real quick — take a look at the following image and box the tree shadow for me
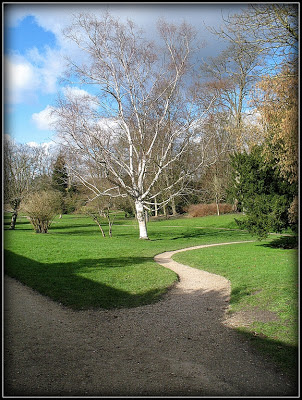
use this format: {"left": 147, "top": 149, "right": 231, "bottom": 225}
{"left": 172, "top": 228, "right": 207, "bottom": 239}
{"left": 3, "top": 220, "right": 32, "bottom": 229}
{"left": 51, "top": 223, "right": 97, "bottom": 231}
{"left": 258, "top": 235, "right": 298, "bottom": 249}
{"left": 230, "top": 285, "right": 252, "bottom": 305}
{"left": 237, "top": 329, "right": 298, "bottom": 383}
{"left": 4, "top": 250, "right": 162, "bottom": 310}
{"left": 169, "top": 228, "right": 251, "bottom": 241}
{"left": 4, "top": 220, "right": 30, "bottom": 227}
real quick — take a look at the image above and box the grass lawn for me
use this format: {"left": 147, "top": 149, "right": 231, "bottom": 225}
{"left": 4, "top": 212, "right": 255, "bottom": 309}
{"left": 4, "top": 212, "right": 298, "bottom": 377}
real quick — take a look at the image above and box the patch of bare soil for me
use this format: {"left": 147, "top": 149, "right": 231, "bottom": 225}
{"left": 225, "top": 307, "right": 280, "bottom": 329}
{"left": 4, "top": 241, "right": 298, "bottom": 396}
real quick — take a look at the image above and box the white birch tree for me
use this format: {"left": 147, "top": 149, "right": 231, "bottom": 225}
{"left": 53, "top": 13, "right": 218, "bottom": 239}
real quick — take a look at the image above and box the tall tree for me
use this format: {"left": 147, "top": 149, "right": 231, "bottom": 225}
{"left": 199, "top": 29, "right": 264, "bottom": 152}
{"left": 53, "top": 13, "right": 219, "bottom": 239}
{"left": 52, "top": 153, "right": 69, "bottom": 216}
{"left": 252, "top": 65, "right": 298, "bottom": 227}
{"left": 253, "top": 67, "right": 298, "bottom": 185}
{"left": 52, "top": 153, "right": 69, "bottom": 193}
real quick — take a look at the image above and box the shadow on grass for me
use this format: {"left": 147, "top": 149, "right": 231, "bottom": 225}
{"left": 238, "top": 329, "right": 298, "bottom": 382}
{"left": 259, "top": 235, "right": 298, "bottom": 249}
{"left": 3, "top": 220, "right": 30, "bottom": 227}
{"left": 168, "top": 228, "right": 251, "bottom": 241}
{"left": 51, "top": 225, "right": 105, "bottom": 236}
{"left": 51, "top": 223, "right": 97, "bottom": 230}
{"left": 171, "top": 228, "right": 207, "bottom": 239}
{"left": 4, "top": 250, "right": 163, "bottom": 310}
{"left": 230, "top": 285, "right": 252, "bottom": 305}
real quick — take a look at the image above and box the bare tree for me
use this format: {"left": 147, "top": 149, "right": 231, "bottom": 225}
{"left": 199, "top": 4, "right": 297, "bottom": 154}
{"left": 196, "top": 112, "right": 233, "bottom": 213}
{"left": 197, "top": 33, "right": 264, "bottom": 152}
{"left": 212, "top": 4, "right": 298, "bottom": 71}
{"left": 4, "top": 139, "right": 46, "bottom": 230}
{"left": 53, "top": 13, "right": 218, "bottom": 239}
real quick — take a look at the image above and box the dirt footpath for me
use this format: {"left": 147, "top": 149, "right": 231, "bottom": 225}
{"left": 4, "top": 242, "right": 298, "bottom": 397}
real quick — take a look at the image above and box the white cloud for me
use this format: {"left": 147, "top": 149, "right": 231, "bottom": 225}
{"left": 32, "top": 105, "right": 57, "bottom": 130}
{"left": 62, "top": 86, "right": 99, "bottom": 109}
{"left": 26, "top": 141, "right": 40, "bottom": 147}
{"left": 31, "top": 89, "right": 99, "bottom": 136}
{"left": 98, "top": 117, "right": 122, "bottom": 131}
{"left": 27, "top": 140, "right": 56, "bottom": 153}
{"left": 5, "top": 55, "right": 40, "bottom": 103}
{"left": 27, "top": 46, "right": 67, "bottom": 94}
{"left": 12, "top": 62, "right": 35, "bottom": 89}
{"left": 5, "top": 46, "right": 67, "bottom": 105}
{"left": 62, "top": 86, "right": 93, "bottom": 99}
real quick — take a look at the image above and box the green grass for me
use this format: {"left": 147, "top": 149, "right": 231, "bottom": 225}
{"left": 173, "top": 239, "right": 298, "bottom": 377}
{"left": 4, "top": 212, "right": 298, "bottom": 377}
{"left": 4, "top": 212, "right": 255, "bottom": 309}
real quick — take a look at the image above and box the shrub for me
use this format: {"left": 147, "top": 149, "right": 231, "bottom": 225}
{"left": 188, "top": 203, "right": 234, "bottom": 218}
{"left": 23, "top": 190, "right": 62, "bottom": 233}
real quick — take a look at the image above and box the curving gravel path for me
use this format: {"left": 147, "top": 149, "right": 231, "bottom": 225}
{"left": 4, "top": 241, "right": 298, "bottom": 397}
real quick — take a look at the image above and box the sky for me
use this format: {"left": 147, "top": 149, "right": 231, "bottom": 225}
{"left": 3, "top": 2, "right": 250, "bottom": 147}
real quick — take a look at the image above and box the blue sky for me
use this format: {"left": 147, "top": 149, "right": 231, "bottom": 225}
{"left": 3, "top": 3, "right": 249, "bottom": 146}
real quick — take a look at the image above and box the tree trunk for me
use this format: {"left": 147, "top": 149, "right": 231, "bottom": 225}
{"left": 93, "top": 216, "right": 106, "bottom": 237}
{"left": 9, "top": 211, "right": 18, "bottom": 230}
{"left": 215, "top": 195, "right": 220, "bottom": 216}
{"left": 154, "top": 196, "right": 158, "bottom": 217}
{"left": 9, "top": 199, "right": 21, "bottom": 230}
{"left": 171, "top": 197, "right": 177, "bottom": 216}
{"left": 135, "top": 200, "right": 149, "bottom": 240}
{"left": 216, "top": 201, "right": 220, "bottom": 216}
{"left": 163, "top": 204, "right": 168, "bottom": 219}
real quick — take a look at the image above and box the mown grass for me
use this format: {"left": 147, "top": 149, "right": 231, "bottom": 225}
{"left": 4, "top": 213, "right": 255, "bottom": 309}
{"left": 4, "top": 212, "right": 298, "bottom": 378}
{"left": 173, "top": 238, "right": 298, "bottom": 377}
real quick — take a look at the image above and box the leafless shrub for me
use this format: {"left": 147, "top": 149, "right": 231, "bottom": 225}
{"left": 23, "top": 190, "right": 62, "bottom": 233}
{"left": 188, "top": 203, "right": 233, "bottom": 217}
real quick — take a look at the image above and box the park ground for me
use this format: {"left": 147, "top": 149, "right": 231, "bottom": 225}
{"left": 3, "top": 212, "right": 299, "bottom": 396}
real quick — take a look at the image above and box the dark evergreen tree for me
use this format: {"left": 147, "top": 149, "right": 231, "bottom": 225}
{"left": 52, "top": 154, "right": 68, "bottom": 193}
{"left": 52, "top": 154, "right": 69, "bottom": 214}
{"left": 228, "top": 145, "right": 297, "bottom": 239}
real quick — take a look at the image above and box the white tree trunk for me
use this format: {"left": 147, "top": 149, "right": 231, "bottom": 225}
{"left": 135, "top": 200, "right": 149, "bottom": 240}
{"left": 154, "top": 196, "right": 158, "bottom": 217}
{"left": 216, "top": 201, "right": 220, "bottom": 216}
